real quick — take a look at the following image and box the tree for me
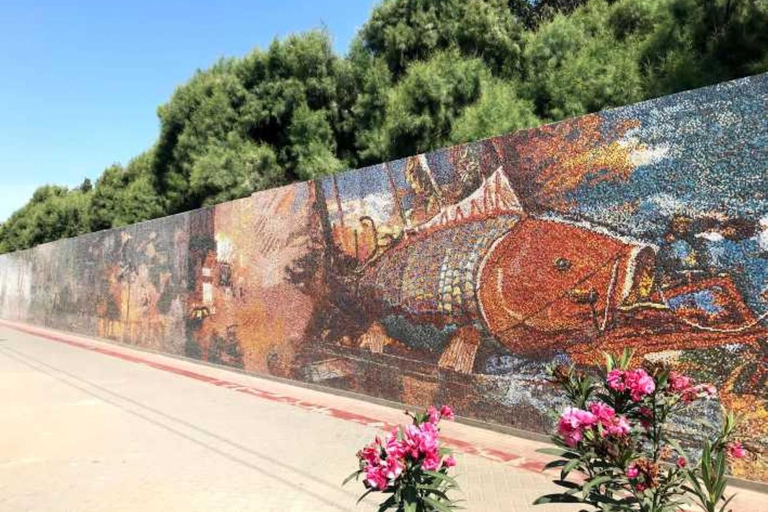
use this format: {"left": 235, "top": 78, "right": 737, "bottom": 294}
{"left": 79, "top": 178, "right": 93, "bottom": 193}
{"left": 379, "top": 52, "right": 488, "bottom": 159}
{"left": 190, "top": 135, "right": 284, "bottom": 205}
{"left": 640, "top": 0, "right": 768, "bottom": 96}
{"left": 357, "top": 0, "right": 526, "bottom": 78}
{"left": 287, "top": 103, "right": 345, "bottom": 180}
{"left": 0, "top": 185, "right": 91, "bottom": 252}
{"left": 152, "top": 30, "right": 353, "bottom": 213}
{"left": 523, "top": 0, "right": 645, "bottom": 120}
{"left": 450, "top": 78, "right": 540, "bottom": 144}
{"left": 89, "top": 153, "right": 165, "bottom": 231}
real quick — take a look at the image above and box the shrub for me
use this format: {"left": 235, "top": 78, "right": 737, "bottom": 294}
{"left": 535, "top": 349, "right": 749, "bottom": 512}
{"left": 345, "top": 405, "right": 460, "bottom": 512}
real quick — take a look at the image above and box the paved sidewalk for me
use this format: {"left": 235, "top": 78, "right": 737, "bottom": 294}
{"left": 0, "top": 322, "right": 763, "bottom": 512}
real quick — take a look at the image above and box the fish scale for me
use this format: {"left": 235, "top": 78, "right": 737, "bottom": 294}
{"left": 360, "top": 214, "right": 521, "bottom": 323}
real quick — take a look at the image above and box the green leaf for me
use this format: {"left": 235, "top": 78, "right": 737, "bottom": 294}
{"left": 544, "top": 459, "right": 569, "bottom": 470}
{"left": 423, "top": 470, "right": 460, "bottom": 489}
{"left": 552, "top": 479, "right": 581, "bottom": 490}
{"left": 377, "top": 495, "right": 397, "bottom": 512}
{"left": 582, "top": 475, "right": 612, "bottom": 498}
{"left": 342, "top": 470, "right": 362, "bottom": 486}
{"left": 357, "top": 488, "right": 375, "bottom": 505}
{"left": 423, "top": 496, "right": 454, "bottom": 512}
{"left": 417, "top": 486, "right": 450, "bottom": 501}
{"left": 719, "top": 493, "right": 736, "bottom": 512}
{"left": 537, "top": 447, "right": 579, "bottom": 459}
{"left": 560, "top": 458, "right": 582, "bottom": 481}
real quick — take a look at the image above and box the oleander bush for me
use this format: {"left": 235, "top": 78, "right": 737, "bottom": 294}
{"left": 345, "top": 405, "right": 460, "bottom": 512}
{"left": 535, "top": 349, "right": 748, "bottom": 512}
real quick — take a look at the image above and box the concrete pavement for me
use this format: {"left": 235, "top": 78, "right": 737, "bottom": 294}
{"left": 0, "top": 322, "right": 763, "bottom": 511}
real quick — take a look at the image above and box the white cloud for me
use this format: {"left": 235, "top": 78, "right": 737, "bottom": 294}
{"left": 629, "top": 143, "right": 670, "bottom": 167}
{"left": 759, "top": 215, "right": 768, "bottom": 251}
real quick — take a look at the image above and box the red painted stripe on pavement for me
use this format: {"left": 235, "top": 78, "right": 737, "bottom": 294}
{"left": 0, "top": 320, "right": 550, "bottom": 474}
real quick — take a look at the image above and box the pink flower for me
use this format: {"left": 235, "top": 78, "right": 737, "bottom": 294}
{"left": 359, "top": 437, "right": 383, "bottom": 465}
{"left": 676, "top": 456, "right": 687, "bottom": 468}
{"left": 607, "top": 369, "right": 626, "bottom": 391}
{"left": 359, "top": 445, "right": 380, "bottom": 465}
{"left": 402, "top": 421, "right": 441, "bottom": 463}
{"left": 560, "top": 407, "right": 597, "bottom": 429}
{"left": 635, "top": 483, "right": 647, "bottom": 492}
{"left": 365, "top": 465, "right": 388, "bottom": 490}
{"left": 561, "top": 427, "right": 583, "bottom": 447}
{"left": 442, "top": 455, "right": 456, "bottom": 468}
{"left": 427, "top": 406, "right": 441, "bottom": 424}
{"left": 417, "top": 422, "right": 439, "bottom": 453}
{"left": 608, "top": 368, "right": 655, "bottom": 401}
{"left": 626, "top": 464, "right": 639, "bottom": 479}
{"left": 382, "top": 455, "right": 404, "bottom": 480}
{"left": 589, "top": 402, "right": 615, "bottom": 423}
{"left": 727, "top": 441, "right": 746, "bottom": 459}
{"left": 385, "top": 432, "right": 405, "bottom": 460}
{"left": 422, "top": 452, "right": 442, "bottom": 470}
{"left": 587, "top": 403, "right": 629, "bottom": 437}
{"left": 606, "top": 415, "right": 631, "bottom": 437}
{"left": 625, "top": 369, "right": 655, "bottom": 401}
{"left": 440, "top": 405, "right": 455, "bottom": 421}
{"left": 668, "top": 371, "right": 692, "bottom": 393}
{"left": 558, "top": 407, "right": 597, "bottom": 447}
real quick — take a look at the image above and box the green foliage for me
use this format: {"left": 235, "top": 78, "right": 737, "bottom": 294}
{"left": 380, "top": 52, "right": 488, "bottom": 159}
{"left": 345, "top": 407, "right": 461, "bottom": 512}
{"left": 89, "top": 153, "right": 165, "bottom": 230}
{"left": 640, "top": 0, "right": 768, "bottom": 95}
{"left": 357, "top": 0, "right": 525, "bottom": 77}
{"left": 2, "top": 0, "right": 767, "bottom": 253}
{"left": 537, "top": 353, "right": 743, "bottom": 512}
{"left": 0, "top": 185, "right": 90, "bottom": 253}
{"left": 523, "top": 0, "right": 646, "bottom": 120}
{"left": 190, "top": 135, "right": 283, "bottom": 205}
{"left": 287, "top": 103, "right": 345, "bottom": 180}
{"left": 684, "top": 412, "right": 740, "bottom": 512}
{"left": 450, "top": 78, "right": 539, "bottom": 144}
{"left": 153, "top": 30, "right": 349, "bottom": 212}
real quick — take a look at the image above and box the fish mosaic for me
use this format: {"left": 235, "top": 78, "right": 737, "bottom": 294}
{"left": 1, "top": 73, "right": 766, "bottom": 481}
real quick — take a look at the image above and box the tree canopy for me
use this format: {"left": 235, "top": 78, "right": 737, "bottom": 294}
{"left": 1, "top": 0, "right": 767, "bottom": 253}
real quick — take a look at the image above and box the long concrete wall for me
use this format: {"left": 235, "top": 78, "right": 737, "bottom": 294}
{"left": 2, "top": 74, "right": 767, "bottom": 481}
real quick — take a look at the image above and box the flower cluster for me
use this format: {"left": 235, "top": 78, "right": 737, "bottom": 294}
{"left": 347, "top": 405, "right": 459, "bottom": 512}
{"left": 536, "top": 350, "right": 753, "bottom": 512}
{"left": 359, "top": 412, "right": 455, "bottom": 489}
{"left": 557, "top": 402, "right": 630, "bottom": 447}
{"left": 667, "top": 370, "right": 717, "bottom": 402}
{"left": 606, "top": 368, "right": 656, "bottom": 401}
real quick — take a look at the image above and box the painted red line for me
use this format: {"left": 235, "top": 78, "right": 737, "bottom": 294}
{"left": 483, "top": 447, "right": 522, "bottom": 462}
{"left": 0, "top": 320, "right": 549, "bottom": 474}
{"left": 520, "top": 460, "right": 547, "bottom": 473}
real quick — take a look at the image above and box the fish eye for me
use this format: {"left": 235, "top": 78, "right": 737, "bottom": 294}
{"left": 554, "top": 257, "right": 572, "bottom": 272}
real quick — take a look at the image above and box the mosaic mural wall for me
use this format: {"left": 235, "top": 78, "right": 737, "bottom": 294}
{"left": 1, "top": 74, "right": 767, "bottom": 481}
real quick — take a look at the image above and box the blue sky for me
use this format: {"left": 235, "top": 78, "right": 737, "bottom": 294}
{"left": 0, "top": 0, "right": 378, "bottom": 221}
